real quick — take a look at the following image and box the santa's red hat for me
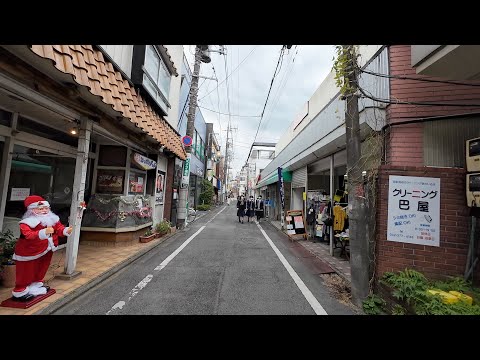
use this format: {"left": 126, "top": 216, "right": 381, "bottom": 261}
{"left": 24, "top": 195, "right": 50, "bottom": 210}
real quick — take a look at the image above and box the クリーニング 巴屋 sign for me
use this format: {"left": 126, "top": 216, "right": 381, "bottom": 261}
{"left": 387, "top": 175, "right": 440, "bottom": 247}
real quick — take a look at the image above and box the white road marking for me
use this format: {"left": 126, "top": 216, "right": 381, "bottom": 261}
{"left": 106, "top": 206, "right": 226, "bottom": 315}
{"left": 256, "top": 221, "right": 328, "bottom": 315}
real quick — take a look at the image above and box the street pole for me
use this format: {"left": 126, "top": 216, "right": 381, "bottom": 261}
{"left": 343, "top": 45, "right": 369, "bottom": 306}
{"left": 223, "top": 123, "right": 230, "bottom": 202}
{"left": 177, "top": 45, "right": 203, "bottom": 229}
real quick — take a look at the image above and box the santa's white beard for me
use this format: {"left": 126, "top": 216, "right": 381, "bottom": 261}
{"left": 22, "top": 209, "right": 60, "bottom": 227}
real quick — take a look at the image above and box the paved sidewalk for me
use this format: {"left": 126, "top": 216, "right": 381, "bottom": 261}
{"left": 0, "top": 230, "right": 180, "bottom": 315}
{"left": 268, "top": 220, "right": 351, "bottom": 283}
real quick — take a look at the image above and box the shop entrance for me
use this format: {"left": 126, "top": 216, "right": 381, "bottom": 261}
{"left": 4, "top": 144, "right": 76, "bottom": 242}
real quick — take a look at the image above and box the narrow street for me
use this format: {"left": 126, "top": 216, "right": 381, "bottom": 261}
{"left": 52, "top": 206, "right": 354, "bottom": 315}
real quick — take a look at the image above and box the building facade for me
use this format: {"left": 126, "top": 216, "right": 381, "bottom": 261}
{"left": 176, "top": 54, "right": 207, "bottom": 211}
{"left": 0, "top": 45, "right": 186, "bottom": 276}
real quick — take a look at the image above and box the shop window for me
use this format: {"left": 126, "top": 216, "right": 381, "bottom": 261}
{"left": 17, "top": 116, "right": 78, "bottom": 147}
{"left": 128, "top": 171, "right": 146, "bottom": 195}
{"left": 5, "top": 144, "right": 75, "bottom": 226}
{"left": 98, "top": 145, "right": 127, "bottom": 167}
{"left": 0, "top": 108, "right": 12, "bottom": 127}
{"left": 96, "top": 169, "right": 125, "bottom": 194}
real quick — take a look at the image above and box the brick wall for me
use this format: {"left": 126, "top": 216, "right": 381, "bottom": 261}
{"left": 163, "top": 156, "right": 175, "bottom": 222}
{"left": 386, "top": 45, "right": 480, "bottom": 168}
{"left": 376, "top": 165, "right": 480, "bottom": 284}
{"left": 387, "top": 45, "right": 480, "bottom": 122}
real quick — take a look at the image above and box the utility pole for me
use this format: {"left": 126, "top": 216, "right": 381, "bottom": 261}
{"left": 343, "top": 45, "right": 369, "bottom": 306}
{"left": 223, "top": 123, "right": 230, "bottom": 202}
{"left": 177, "top": 45, "right": 205, "bottom": 229}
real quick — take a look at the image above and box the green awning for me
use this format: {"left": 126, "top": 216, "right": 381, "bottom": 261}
{"left": 12, "top": 160, "right": 52, "bottom": 174}
{"left": 256, "top": 170, "right": 292, "bottom": 188}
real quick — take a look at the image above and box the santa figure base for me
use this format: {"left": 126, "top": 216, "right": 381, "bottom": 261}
{"left": 0, "top": 289, "right": 56, "bottom": 309}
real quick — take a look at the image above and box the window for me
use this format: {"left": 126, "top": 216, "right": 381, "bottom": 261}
{"left": 251, "top": 150, "right": 258, "bottom": 159}
{"left": 98, "top": 145, "right": 127, "bottom": 167}
{"left": 128, "top": 171, "right": 146, "bottom": 195}
{"left": 259, "top": 150, "right": 273, "bottom": 159}
{"left": 0, "top": 108, "right": 12, "bottom": 127}
{"left": 143, "top": 45, "right": 172, "bottom": 114}
{"left": 17, "top": 116, "right": 78, "bottom": 147}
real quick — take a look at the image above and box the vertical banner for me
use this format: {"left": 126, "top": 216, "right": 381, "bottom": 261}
{"left": 277, "top": 167, "right": 285, "bottom": 227}
{"left": 181, "top": 153, "right": 191, "bottom": 190}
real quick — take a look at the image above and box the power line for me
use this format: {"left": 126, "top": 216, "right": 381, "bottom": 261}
{"left": 197, "top": 105, "right": 260, "bottom": 117}
{"left": 198, "top": 46, "right": 259, "bottom": 101}
{"left": 358, "top": 84, "right": 480, "bottom": 107}
{"left": 359, "top": 67, "right": 480, "bottom": 87}
{"left": 252, "top": 46, "right": 286, "bottom": 145}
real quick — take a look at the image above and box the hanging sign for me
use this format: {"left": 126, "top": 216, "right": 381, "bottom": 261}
{"left": 181, "top": 154, "right": 191, "bottom": 189}
{"left": 133, "top": 153, "right": 156, "bottom": 170}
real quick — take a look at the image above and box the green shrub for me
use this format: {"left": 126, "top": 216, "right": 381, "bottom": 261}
{"left": 196, "top": 204, "right": 211, "bottom": 211}
{"left": 380, "top": 268, "right": 480, "bottom": 315}
{"left": 198, "top": 179, "right": 214, "bottom": 206}
{"left": 362, "top": 294, "right": 386, "bottom": 315}
{"left": 155, "top": 220, "right": 171, "bottom": 234}
{"left": 0, "top": 229, "right": 17, "bottom": 267}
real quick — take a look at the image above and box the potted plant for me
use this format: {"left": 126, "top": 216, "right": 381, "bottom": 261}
{"left": 139, "top": 227, "right": 155, "bottom": 243}
{"left": 0, "top": 229, "right": 17, "bottom": 288}
{"left": 155, "top": 220, "right": 171, "bottom": 238}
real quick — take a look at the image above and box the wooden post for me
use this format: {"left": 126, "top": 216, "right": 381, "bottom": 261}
{"left": 60, "top": 117, "right": 92, "bottom": 278}
{"left": 329, "top": 154, "right": 334, "bottom": 256}
{"left": 0, "top": 113, "right": 18, "bottom": 232}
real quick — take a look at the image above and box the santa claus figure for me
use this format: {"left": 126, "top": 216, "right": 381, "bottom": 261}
{"left": 11, "top": 195, "right": 73, "bottom": 301}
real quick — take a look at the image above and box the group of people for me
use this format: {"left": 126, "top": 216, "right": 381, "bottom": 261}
{"left": 236, "top": 195, "right": 264, "bottom": 223}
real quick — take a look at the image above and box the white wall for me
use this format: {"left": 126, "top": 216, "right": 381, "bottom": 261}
{"left": 164, "top": 45, "right": 184, "bottom": 131}
{"left": 99, "top": 45, "right": 134, "bottom": 78}
{"left": 275, "top": 45, "right": 383, "bottom": 155}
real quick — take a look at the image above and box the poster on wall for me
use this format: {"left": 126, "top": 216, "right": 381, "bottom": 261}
{"left": 156, "top": 170, "right": 165, "bottom": 204}
{"left": 387, "top": 175, "right": 440, "bottom": 247}
{"left": 96, "top": 170, "right": 124, "bottom": 194}
{"left": 10, "top": 188, "right": 30, "bottom": 201}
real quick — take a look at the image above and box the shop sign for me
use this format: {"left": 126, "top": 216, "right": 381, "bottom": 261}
{"left": 387, "top": 175, "right": 440, "bottom": 247}
{"left": 133, "top": 152, "right": 157, "bottom": 170}
{"left": 181, "top": 154, "right": 191, "bottom": 189}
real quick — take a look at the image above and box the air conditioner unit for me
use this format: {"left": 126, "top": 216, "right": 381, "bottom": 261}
{"left": 466, "top": 137, "right": 480, "bottom": 172}
{"left": 466, "top": 172, "right": 480, "bottom": 207}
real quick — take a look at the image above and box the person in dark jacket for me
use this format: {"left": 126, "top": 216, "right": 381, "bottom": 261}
{"left": 236, "top": 195, "right": 246, "bottom": 223}
{"left": 245, "top": 195, "right": 255, "bottom": 222}
{"left": 255, "top": 195, "right": 264, "bottom": 222}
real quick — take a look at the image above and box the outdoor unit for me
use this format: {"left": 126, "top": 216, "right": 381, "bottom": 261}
{"left": 466, "top": 137, "right": 480, "bottom": 172}
{"left": 466, "top": 172, "right": 480, "bottom": 207}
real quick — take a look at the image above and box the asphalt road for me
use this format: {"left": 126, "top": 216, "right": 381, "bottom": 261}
{"left": 53, "top": 205, "right": 355, "bottom": 315}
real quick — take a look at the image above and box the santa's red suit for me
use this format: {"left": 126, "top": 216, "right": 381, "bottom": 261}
{"left": 12, "top": 195, "right": 71, "bottom": 299}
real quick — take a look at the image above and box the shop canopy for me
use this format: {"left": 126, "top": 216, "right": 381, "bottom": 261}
{"left": 256, "top": 169, "right": 292, "bottom": 188}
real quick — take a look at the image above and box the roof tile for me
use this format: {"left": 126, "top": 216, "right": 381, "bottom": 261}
{"left": 28, "top": 45, "right": 186, "bottom": 160}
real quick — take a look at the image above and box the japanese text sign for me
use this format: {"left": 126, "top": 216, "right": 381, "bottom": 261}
{"left": 387, "top": 175, "right": 440, "bottom": 247}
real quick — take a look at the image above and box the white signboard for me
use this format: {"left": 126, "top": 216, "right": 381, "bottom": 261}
{"left": 133, "top": 152, "right": 157, "bottom": 170}
{"left": 10, "top": 188, "right": 30, "bottom": 201}
{"left": 387, "top": 175, "right": 440, "bottom": 246}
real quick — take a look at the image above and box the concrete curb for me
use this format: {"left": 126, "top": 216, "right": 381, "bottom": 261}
{"left": 262, "top": 220, "right": 352, "bottom": 285}
{"left": 34, "top": 229, "right": 185, "bottom": 315}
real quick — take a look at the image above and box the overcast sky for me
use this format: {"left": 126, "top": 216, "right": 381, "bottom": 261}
{"left": 183, "top": 45, "right": 336, "bottom": 177}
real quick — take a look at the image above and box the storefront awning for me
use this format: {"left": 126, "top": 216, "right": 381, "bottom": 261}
{"left": 256, "top": 170, "right": 292, "bottom": 188}
{"left": 28, "top": 45, "right": 187, "bottom": 160}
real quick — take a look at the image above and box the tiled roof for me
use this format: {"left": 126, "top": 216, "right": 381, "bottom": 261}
{"left": 29, "top": 45, "right": 186, "bottom": 160}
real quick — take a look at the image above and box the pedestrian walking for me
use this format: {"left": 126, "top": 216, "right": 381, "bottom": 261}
{"left": 236, "top": 195, "right": 246, "bottom": 223}
{"left": 245, "top": 195, "right": 255, "bottom": 222}
{"left": 255, "top": 195, "right": 264, "bottom": 222}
